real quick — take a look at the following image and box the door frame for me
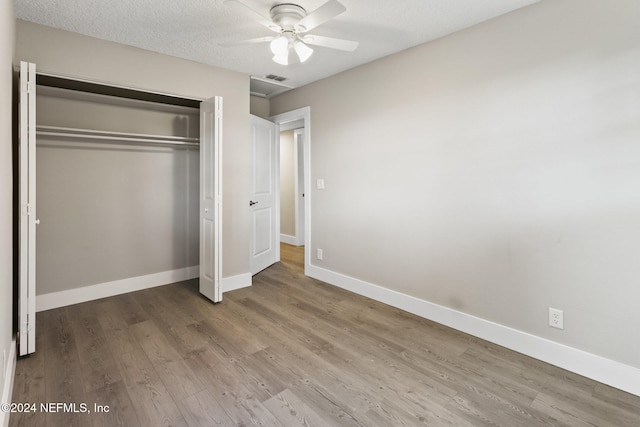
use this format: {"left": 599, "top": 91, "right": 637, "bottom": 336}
{"left": 269, "top": 107, "right": 311, "bottom": 273}
{"left": 293, "top": 128, "right": 305, "bottom": 246}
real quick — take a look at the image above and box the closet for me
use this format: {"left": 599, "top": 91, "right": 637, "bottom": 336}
{"left": 18, "top": 62, "right": 222, "bottom": 356}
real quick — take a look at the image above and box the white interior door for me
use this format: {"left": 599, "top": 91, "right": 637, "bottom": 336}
{"left": 250, "top": 115, "right": 279, "bottom": 274}
{"left": 199, "top": 96, "right": 223, "bottom": 302}
{"left": 18, "top": 61, "right": 37, "bottom": 356}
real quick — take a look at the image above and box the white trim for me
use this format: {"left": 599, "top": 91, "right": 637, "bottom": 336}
{"left": 36, "top": 266, "right": 199, "bottom": 312}
{"left": 35, "top": 266, "right": 253, "bottom": 311}
{"left": 278, "top": 119, "right": 304, "bottom": 131}
{"left": 221, "top": 273, "right": 252, "bottom": 293}
{"left": 306, "top": 264, "right": 640, "bottom": 397}
{"left": 280, "top": 234, "right": 298, "bottom": 246}
{"left": 1, "top": 339, "right": 16, "bottom": 427}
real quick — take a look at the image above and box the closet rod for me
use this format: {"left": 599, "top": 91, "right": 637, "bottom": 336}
{"left": 36, "top": 125, "right": 199, "bottom": 147}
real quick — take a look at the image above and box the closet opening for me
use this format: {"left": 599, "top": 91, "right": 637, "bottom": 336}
{"left": 18, "top": 63, "right": 223, "bottom": 356}
{"left": 34, "top": 74, "right": 204, "bottom": 310}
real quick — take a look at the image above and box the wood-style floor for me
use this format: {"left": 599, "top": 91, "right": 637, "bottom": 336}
{"left": 10, "top": 244, "right": 640, "bottom": 426}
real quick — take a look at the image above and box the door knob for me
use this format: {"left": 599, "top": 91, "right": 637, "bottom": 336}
{"left": 35, "top": 219, "right": 40, "bottom": 225}
{"left": 249, "top": 201, "right": 258, "bottom": 206}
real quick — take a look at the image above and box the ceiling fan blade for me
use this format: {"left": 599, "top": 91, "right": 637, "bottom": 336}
{"left": 302, "top": 34, "right": 359, "bottom": 51}
{"left": 225, "top": 0, "right": 282, "bottom": 33}
{"left": 294, "top": 0, "right": 346, "bottom": 33}
{"left": 219, "top": 36, "right": 274, "bottom": 47}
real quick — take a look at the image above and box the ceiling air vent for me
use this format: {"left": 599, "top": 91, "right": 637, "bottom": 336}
{"left": 265, "top": 74, "right": 288, "bottom": 82}
{"left": 250, "top": 75, "right": 294, "bottom": 99}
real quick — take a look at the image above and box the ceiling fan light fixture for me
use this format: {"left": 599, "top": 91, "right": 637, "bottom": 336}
{"left": 227, "top": 0, "right": 356, "bottom": 66}
{"left": 294, "top": 40, "right": 313, "bottom": 63}
{"left": 272, "top": 52, "right": 289, "bottom": 65}
{"left": 270, "top": 35, "right": 289, "bottom": 56}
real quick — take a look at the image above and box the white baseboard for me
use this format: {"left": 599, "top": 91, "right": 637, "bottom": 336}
{"left": 221, "top": 273, "right": 252, "bottom": 293}
{"left": 1, "top": 339, "right": 16, "bottom": 427}
{"left": 306, "top": 263, "right": 640, "bottom": 397}
{"left": 36, "top": 267, "right": 255, "bottom": 311}
{"left": 280, "top": 234, "right": 299, "bottom": 246}
{"left": 36, "top": 266, "right": 199, "bottom": 312}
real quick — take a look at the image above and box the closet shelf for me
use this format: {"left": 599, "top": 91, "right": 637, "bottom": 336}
{"left": 36, "top": 125, "right": 200, "bottom": 147}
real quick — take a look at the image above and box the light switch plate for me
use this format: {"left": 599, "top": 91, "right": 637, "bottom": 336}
{"left": 316, "top": 178, "right": 325, "bottom": 190}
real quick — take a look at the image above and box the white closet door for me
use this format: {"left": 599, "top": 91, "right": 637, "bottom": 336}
{"left": 199, "top": 96, "right": 223, "bottom": 302}
{"left": 18, "top": 61, "right": 37, "bottom": 356}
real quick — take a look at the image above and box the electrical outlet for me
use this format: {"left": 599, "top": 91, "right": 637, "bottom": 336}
{"left": 549, "top": 307, "right": 564, "bottom": 329}
{"left": 316, "top": 248, "right": 323, "bottom": 260}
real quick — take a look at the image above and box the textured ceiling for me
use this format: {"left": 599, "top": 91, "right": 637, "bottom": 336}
{"left": 14, "top": 0, "right": 539, "bottom": 93}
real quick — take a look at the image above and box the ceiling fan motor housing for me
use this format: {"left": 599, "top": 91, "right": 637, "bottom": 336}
{"left": 270, "top": 4, "right": 307, "bottom": 30}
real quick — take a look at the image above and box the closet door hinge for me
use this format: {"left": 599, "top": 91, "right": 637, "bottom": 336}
{"left": 22, "top": 203, "right": 31, "bottom": 216}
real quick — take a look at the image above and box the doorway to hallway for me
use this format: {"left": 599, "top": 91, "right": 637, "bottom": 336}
{"left": 270, "top": 107, "right": 311, "bottom": 275}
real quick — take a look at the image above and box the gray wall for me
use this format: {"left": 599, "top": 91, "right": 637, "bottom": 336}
{"left": 250, "top": 95, "right": 270, "bottom": 119}
{"left": 15, "top": 20, "right": 251, "bottom": 286}
{"left": 271, "top": 0, "right": 640, "bottom": 369}
{"left": 0, "top": 0, "right": 14, "bottom": 406}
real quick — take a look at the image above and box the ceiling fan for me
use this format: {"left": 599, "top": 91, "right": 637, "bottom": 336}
{"left": 223, "top": 0, "right": 359, "bottom": 65}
